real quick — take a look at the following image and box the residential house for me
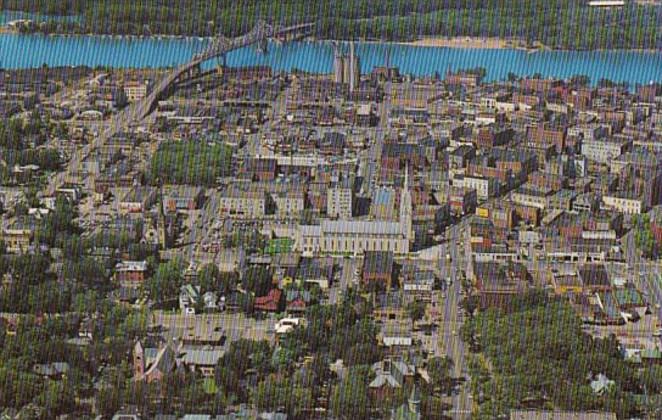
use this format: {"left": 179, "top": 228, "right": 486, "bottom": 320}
{"left": 32, "top": 362, "right": 70, "bottom": 379}
{"left": 285, "top": 290, "right": 311, "bottom": 313}
{"left": 602, "top": 193, "right": 644, "bottom": 215}
{"left": 400, "top": 266, "right": 435, "bottom": 302}
{"left": 373, "top": 292, "right": 407, "bottom": 322}
{"left": 473, "top": 261, "right": 530, "bottom": 309}
{"left": 180, "top": 347, "right": 225, "bottom": 377}
{"left": 581, "top": 137, "right": 631, "bottom": 164}
{"left": 219, "top": 184, "right": 270, "bottom": 219}
{"left": 578, "top": 264, "right": 612, "bottom": 292}
{"left": 115, "top": 260, "right": 148, "bottom": 285}
{"left": 271, "top": 189, "right": 305, "bottom": 219}
{"left": 179, "top": 284, "right": 201, "bottom": 313}
{"left": 239, "top": 157, "right": 278, "bottom": 182}
{"left": 297, "top": 257, "right": 334, "bottom": 289}
{"left": 254, "top": 288, "right": 283, "bottom": 312}
{"left": 363, "top": 251, "right": 395, "bottom": 289}
{"left": 163, "top": 186, "right": 204, "bottom": 212}
{"left": 380, "top": 319, "right": 414, "bottom": 348}
{"left": 369, "top": 359, "right": 417, "bottom": 399}
{"left": 1, "top": 216, "right": 36, "bottom": 253}
{"left": 119, "top": 186, "right": 157, "bottom": 214}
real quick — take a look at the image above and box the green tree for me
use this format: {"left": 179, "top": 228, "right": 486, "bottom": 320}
{"left": 146, "top": 258, "right": 184, "bottom": 302}
{"left": 242, "top": 266, "right": 274, "bottom": 297}
{"left": 34, "top": 380, "right": 76, "bottom": 416}
{"left": 640, "top": 366, "right": 662, "bottom": 394}
{"left": 407, "top": 300, "right": 426, "bottom": 321}
{"left": 427, "top": 356, "right": 454, "bottom": 392}
{"left": 198, "top": 264, "right": 236, "bottom": 294}
{"left": 251, "top": 375, "right": 313, "bottom": 418}
{"left": 330, "top": 373, "right": 371, "bottom": 419}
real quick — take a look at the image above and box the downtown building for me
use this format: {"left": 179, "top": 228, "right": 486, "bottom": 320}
{"left": 296, "top": 170, "right": 413, "bottom": 255}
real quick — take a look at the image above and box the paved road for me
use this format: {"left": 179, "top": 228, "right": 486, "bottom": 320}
{"left": 428, "top": 217, "right": 473, "bottom": 418}
{"left": 151, "top": 311, "right": 277, "bottom": 344}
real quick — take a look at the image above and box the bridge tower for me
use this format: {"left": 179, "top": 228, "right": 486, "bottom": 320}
{"left": 254, "top": 19, "right": 270, "bottom": 54}
{"left": 216, "top": 53, "right": 227, "bottom": 68}
{"left": 257, "top": 37, "right": 268, "bottom": 54}
{"left": 187, "top": 63, "right": 202, "bottom": 79}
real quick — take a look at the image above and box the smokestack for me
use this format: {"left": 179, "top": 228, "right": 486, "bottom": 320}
{"left": 349, "top": 41, "right": 356, "bottom": 92}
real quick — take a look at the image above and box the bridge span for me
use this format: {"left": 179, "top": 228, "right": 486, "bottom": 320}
{"left": 44, "top": 21, "right": 314, "bottom": 196}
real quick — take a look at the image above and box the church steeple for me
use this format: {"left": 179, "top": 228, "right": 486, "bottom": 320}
{"left": 408, "top": 384, "right": 421, "bottom": 417}
{"left": 400, "top": 164, "right": 413, "bottom": 242}
{"left": 157, "top": 180, "right": 168, "bottom": 250}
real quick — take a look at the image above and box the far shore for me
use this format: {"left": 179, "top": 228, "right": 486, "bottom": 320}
{"left": 396, "top": 36, "right": 543, "bottom": 51}
{"left": 1, "top": 25, "right": 660, "bottom": 54}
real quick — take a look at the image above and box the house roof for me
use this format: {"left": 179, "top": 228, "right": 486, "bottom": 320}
{"left": 363, "top": 251, "right": 394, "bottom": 275}
{"left": 254, "top": 289, "right": 282, "bottom": 311}
{"left": 33, "top": 362, "right": 70, "bottom": 376}
{"left": 578, "top": 264, "right": 611, "bottom": 288}
{"left": 180, "top": 347, "right": 225, "bottom": 367}
{"left": 369, "top": 359, "right": 415, "bottom": 389}
{"left": 381, "top": 320, "right": 413, "bottom": 338}
{"left": 116, "top": 260, "right": 148, "bottom": 272}
{"left": 143, "top": 345, "right": 177, "bottom": 378}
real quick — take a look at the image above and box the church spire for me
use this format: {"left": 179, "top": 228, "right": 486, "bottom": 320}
{"left": 400, "top": 163, "right": 413, "bottom": 242}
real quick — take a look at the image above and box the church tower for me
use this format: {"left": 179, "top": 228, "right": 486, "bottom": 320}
{"left": 400, "top": 165, "right": 413, "bottom": 242}
{"left": 157, "top": 182, "right": 168, "bottom": 250}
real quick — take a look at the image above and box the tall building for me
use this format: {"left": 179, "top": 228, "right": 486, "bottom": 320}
{"left": 333, "top": 44, "right": 345, "bottom": 84}
{"left": 400, "top": 166, "right": 414, "bottom": 242}
{"left": 333, "top": 42, "right": 361, "bottom": 90}
{"left": 348, "top": 41, "right": 361, "bottom": 92}
{"left": 327, "top": 176, "right": 353, "bottom": 219}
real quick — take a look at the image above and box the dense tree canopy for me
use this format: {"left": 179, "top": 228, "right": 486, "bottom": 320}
{"left": 1, "top": 0, "right": 659, "bottom": 49}
{"left": 463, "top": 292, "right": 642, "bottom": 419}
{"left": 149, "top": 141, "right": 233, "bottom": 186}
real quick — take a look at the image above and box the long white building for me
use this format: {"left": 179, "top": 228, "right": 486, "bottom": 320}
{"left": 297, "top": 169, "right": 413, "bottom": 255}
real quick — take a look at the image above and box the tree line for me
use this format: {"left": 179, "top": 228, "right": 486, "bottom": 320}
{"left": 2, "top": 0, "right": 659, "bottom": 49}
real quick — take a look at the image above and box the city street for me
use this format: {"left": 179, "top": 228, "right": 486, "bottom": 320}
{"left": 430, "top": 217, "right": 473, "bottom": 419}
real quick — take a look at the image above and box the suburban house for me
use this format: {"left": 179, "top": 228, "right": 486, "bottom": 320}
{"left": 577, "top": 264, "right": 612, "bottom": 293}
{"left": 473, "top": 261, "right": 530, "bottom": 309}
{"left": 369, "top": 358, "right": 417, "bottom": 400}
{"left": 373, "top": 291, "right": 408, "bottom": 322}
{"left": 32, "top": 362, "right": 70, "bottom": 379}
{"left": 380, "top": 319, "right": 414, "bottom": 349}
{"left": 362, "top": 251, "right": 395, "bottom": 290}
{"left": 254, "top": 288, "right": 283, "bottom": 312}
{"left": 119, "top": 186, "right": 157, "bottom": 214}
{"left": 114, "top": 260, "right": 148, "bottom": 285}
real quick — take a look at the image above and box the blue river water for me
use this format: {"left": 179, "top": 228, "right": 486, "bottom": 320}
{"left": 1, "top": 33, "right": 661, "bottom": 85}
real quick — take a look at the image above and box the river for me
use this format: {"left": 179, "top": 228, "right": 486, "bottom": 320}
{"left": 1, "top": 33, "right": 661, "bottom": 85}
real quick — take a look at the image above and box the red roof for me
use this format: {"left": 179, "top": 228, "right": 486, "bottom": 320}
{"left": 255, "top": 289, "right": 282, "bottom": 312}
{"left": 286, "top": 298, "right": 307, "bottom": 310}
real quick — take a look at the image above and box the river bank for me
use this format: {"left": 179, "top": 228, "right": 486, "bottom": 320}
{"left": 397, "top": 36, "right": 538, "bottom": 51}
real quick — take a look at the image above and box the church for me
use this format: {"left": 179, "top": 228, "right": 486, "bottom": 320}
{"left": 296, "top": 170, "right": 413, "bottom": 255}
